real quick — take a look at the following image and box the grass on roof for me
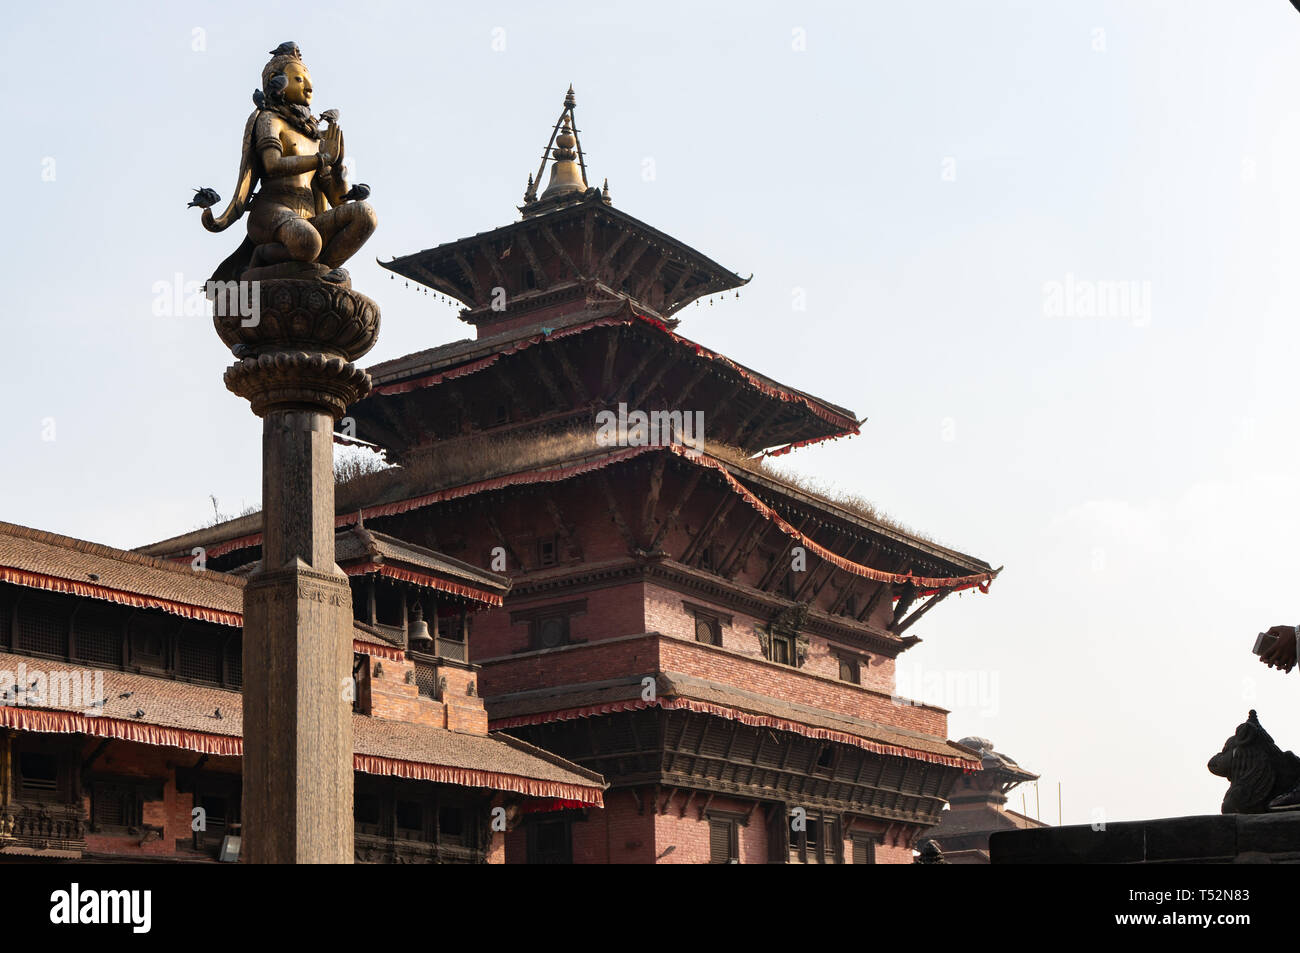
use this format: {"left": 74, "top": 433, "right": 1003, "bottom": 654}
{"left": 333, "top": 424, "right": 937, "bottom": 544}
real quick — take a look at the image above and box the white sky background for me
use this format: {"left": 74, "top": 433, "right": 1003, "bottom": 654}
{"left": 4, "top": 0, "right": 1300, "bottom": 825}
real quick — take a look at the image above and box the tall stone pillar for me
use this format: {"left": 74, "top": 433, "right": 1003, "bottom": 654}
{"left": 217, "top": 276, "right": 379, "bottom": 863}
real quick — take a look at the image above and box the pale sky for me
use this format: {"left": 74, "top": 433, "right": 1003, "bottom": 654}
{"left": 4, "top": 0, "right": 1300, "bottom": 825}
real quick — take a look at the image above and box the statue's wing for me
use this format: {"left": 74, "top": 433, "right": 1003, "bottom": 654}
{"left": 202, "top": 110, "right": 260, "bottom": 233}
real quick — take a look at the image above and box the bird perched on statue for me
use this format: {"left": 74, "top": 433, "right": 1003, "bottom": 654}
{"left": 252, "top": 88, "right": 266, "bottom": 109}
{"left": 188, "top": 187, "right": 220, "bottom": 210}
{"left": 265, "top": 72, "right": 288, "bottom": 100}
{"left": 268, "top": 41, "right": 301, "bottom": 58}
{"left": 343, "top": 183, "right": 371, "bottom": 202}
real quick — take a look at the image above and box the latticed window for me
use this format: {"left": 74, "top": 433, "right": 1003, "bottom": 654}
{"left": 225, "top": 639, "right": 242, "bottom": 689}
{"left": 413, "top": 660, "right": 438, "bottom": 698}
{"left": 17, "top": 751, "right": 61, "bottom": 800}
{"left": 130, "top": 615, "right": 172, "bottom": 671}
{"left": 75, "top": 604, "right": 122, "bottom": 667}
{"left": 0, "top": 589, "right": 11, "bottom": 650}
{"left": 16, "top": 593, "right": 69, "bottom": 659}
{"left": 694, "top": 614, "right": 721, "bottom": 646}
{"left": 177, "top": 630, "right": 222, "bottom": 684}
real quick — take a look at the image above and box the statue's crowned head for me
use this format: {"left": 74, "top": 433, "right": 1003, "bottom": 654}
{"left": 262, "top": 49, "right": 311, "bottom": 108}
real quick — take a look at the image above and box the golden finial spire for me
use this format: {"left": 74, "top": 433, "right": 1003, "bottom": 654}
{"left": 523, "top": 86, "right": 592, "bottom": 209}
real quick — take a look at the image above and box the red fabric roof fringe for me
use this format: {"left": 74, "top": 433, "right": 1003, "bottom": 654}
{"left": 761, "top": 430, "right": 860, "bottom": 459}
{"left": 664, "top": 445, "right": 997, "bottom": 592}
{"left": 345, "top": 561, "right": 504, "bottom": 607}
{"left": 0, "top": 706, "right": 243, "bottom": 756}
{"left": 0, "top": 567, "right": 242, "bottom": 627}
{"left": 0, "top": 706, "right": 604, "bottom": 804}
{"left": 491, "top": 697, "right": 976, "bottom": 771}
{"left": 353, "top": 755, "right": 603, "bottom": 806}
{"left": 353, "top": 638, "right": 405, "bottom": 661}
{"left": 370, "top": 310, "right": 860, "bottom": 433}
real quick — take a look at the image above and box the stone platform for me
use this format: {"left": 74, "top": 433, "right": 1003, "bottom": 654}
{"left": 989, "top": 812, "right": 1300, "bottom": 864}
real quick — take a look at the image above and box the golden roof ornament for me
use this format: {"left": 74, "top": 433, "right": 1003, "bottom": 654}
{"left": 523, "top": 85, "right": 604, "bottom": 214}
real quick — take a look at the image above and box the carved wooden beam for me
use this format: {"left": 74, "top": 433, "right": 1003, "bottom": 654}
{"left": 663, "top": 267, "right": 693, "bottom": 310}
{"left": 515, "top": 231, "right": 550, "bottom": 290}
{"left": 582, "top": 210, "right": 596, "bottom": 272}
{"left": 681, "top": 491, "right": 739, "bottom": 565}
{"left": 485, "top": 513, "right": 525, "bottom": 573}
{"left": 544, "top": 496, "right": 583, "bottom": 561}
{"left": 673, "top": 364, "right": 713, "bottom": 409}
{"left": 632, "top": 252, "right": 668, "bottom": 303}
{"left": 640, "top": 455, "right": 667, "bottom": 547}
{"left": 893, "top": 590, "right": 950, "bottom": 637}
{"left": 596, "top": 229, "right": 632, "bottom": 281}
{"left": 524, "top": 348, "right": 566, "bottom": 405}
{"left": 597, "top": 472, "right": 639, "bottom": 552}
{"left": 889, "top": 583, "right": 918, "bottom": 632}
{"left": 649, "top": 466, "right": 704, "bottom": 551}
{"left": 858, "top": 579, "right": 892, "bottom": 625}
{"left": 627, "top": 352, "right": 681, "bottom": 409}
{"left": 600, "top": 329, "right": 620, "bottom": 397}
{"left": 757, "top": 515, "right": 812, "bottom": 592}
{"left": 540, "top": 223, "right": 583, "bottom": 281}
{"left": 612, "top": 344, "right": 658, "bottom": 403}
{"left": 829, "top": 541, "right": 878, "bottom": 615}
{"left": 793, "top": 525, "right": 844, "bottom": 603}
{"left": 718, "top": 509, "right": 768, "bottom": 578}
{"left": 451, "top": 250, "right": 485, "bottom": 303}
{"left": 478, "top": 240, "right": 508, "bottom": 288}
{"left": 552, "top": 343, "right": 590, "bottom": 403}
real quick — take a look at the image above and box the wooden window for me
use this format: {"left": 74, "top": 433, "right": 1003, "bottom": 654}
{"left": 438, "top": 806, "right": 466, "bottom": 846}
{"left": 495, "top": 403, "right": 509, "bottom": 426}
{"left": 513, "top": 600, "right": 587, "bottom": 652}
{"left": 224, "top": 637, "right": 242, "bottom": 689}
{"left": 395, "top": 799, "right": 424, "bottom": 839}
{"left": 838, "top": 657, "right": 860, "bottom": 684}
{"left": 789, "top": 810, "right": 841, "bottom": 864}
{"left": 90, "top": 781, "right": 144, "bottom": 832}
{"left": 17, "top": 751, "right": 60, "bottom": 799}
{"left": 771, "top": 633, "right": 793, "bottom": 666}
{"left": 177, "top": 630, "right": 222, "bottom": 684}
{"left": 16, "top": 593, "right": 69, "bottom": 659}
{"left": 708, "top": 816, "right": 740, "bottom": 864}
{"left": 538, "top": 537, "right": 558, "bottom": 568}
{"left": 536, "top": 615, "right": 568, "bottom": 649}
{"left": 694, "top": 614, "right": 721, "bottom": 646}
{"left": 352, "top": 653, "right": 371, "bottom": 714}
{"left": 526, "top": 817, "right": 573, "bottom": 864}
{"left": 354, "top": 791, "right": 383, "bottom": 835}
{"left": 74, "top": 604, "right": 123, "bottom": 667}
{"left": 851, "top": 835, "right": 877, "bottom": 865}
{"left": 698, "top": 546, "right": 716, "bottom": 573}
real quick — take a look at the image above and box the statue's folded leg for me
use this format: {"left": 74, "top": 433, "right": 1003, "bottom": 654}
{"left": 314, "top": 201, "right": 378, "bottom": 269}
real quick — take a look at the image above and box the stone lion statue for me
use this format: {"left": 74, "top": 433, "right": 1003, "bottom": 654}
{"left": 1207, "top": 710, "right": 1300, "bottom": 814}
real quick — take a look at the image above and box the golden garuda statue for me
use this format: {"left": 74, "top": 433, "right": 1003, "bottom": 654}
{"left": 189, "top": 42, "right": 377, "bottom": 284}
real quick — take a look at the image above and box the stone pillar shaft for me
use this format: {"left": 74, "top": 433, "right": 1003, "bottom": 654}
{"left": 219, "top": 278, "right": 379, "bottom": 865}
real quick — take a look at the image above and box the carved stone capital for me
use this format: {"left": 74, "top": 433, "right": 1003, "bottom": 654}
{"left": 224, "top": 350, "right": 371, "bottom": 418}
{"left": 212, "top": 278, "right": 380, "bottom": 362}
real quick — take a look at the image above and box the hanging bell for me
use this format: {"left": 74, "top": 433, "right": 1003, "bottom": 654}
{"left": 408, "top": 602, "right": 433, "bottom": 648}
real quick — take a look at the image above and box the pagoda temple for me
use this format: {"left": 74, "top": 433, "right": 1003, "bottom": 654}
{"left": 139, "top": 87, "right": 1000, "bottom": 864}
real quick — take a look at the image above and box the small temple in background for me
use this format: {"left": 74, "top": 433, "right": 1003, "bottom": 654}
{"left": 2, "top": 87, "right": 1001, "bottom": 863}
{"left": 918, "top": 737, "right": 1045, "bottom": 864}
